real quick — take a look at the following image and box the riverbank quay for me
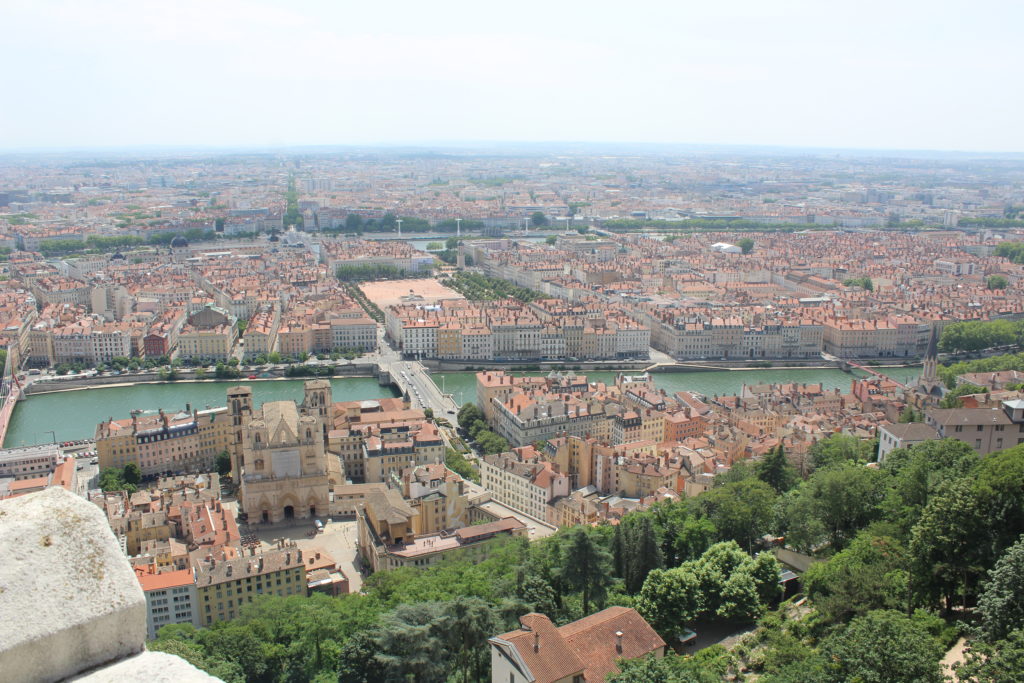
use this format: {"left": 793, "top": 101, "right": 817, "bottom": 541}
{"left": 23, "top": 363, "right": 380, "bottom": 396}
{"left": 423, "top": 357, "right": 921, "bottom": 373}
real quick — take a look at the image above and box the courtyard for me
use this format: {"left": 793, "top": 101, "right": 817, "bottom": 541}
{"left": 358, "top": 278, "right": 464, "bottom": 308}
{"left": 245, "top": 516, "right": 365, "bottom": 593}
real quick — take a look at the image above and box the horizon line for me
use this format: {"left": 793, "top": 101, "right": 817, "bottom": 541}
{"left": 1, "top": 139, "right": 1023, "bottom": 160}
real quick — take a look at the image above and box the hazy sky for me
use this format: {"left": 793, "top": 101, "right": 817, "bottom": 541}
{"left": 2, "top": 0, "right": 1021, "bottom": 152}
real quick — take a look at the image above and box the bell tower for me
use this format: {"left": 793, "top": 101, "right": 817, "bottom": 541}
{"left": 227, "top": 386, "right": 254, "bottom": 474}
{"left": 302, "top": 379, "right": 333, "bottom": 439}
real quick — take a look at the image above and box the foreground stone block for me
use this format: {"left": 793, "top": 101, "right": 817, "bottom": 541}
{"left": 0, "top": 488, "right": 146, "bottom": 682}
{"left": 72, "top": 651, "right": 221, "bottom": 682}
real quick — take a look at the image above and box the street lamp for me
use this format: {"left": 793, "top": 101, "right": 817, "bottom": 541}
{"left": 44, "top": 430, "right": 56, "bottom": 444}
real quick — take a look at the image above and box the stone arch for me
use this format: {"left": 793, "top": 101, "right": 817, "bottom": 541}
{"left": 278, "top": 492, "right": 302, "bottom": 520}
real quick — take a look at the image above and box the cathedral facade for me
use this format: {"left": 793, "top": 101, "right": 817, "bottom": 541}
{"left": 235, "top": 380, "right": 333, "bottom": 524}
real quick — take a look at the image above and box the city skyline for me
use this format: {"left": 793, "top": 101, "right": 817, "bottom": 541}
{"left": 3, "top": 0, "right": 1023, "bottom": 153}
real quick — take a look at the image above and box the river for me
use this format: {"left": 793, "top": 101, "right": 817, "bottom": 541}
{"left": 5, "top": 365, "right": 922, "bottom": 448}
{"left": 4, "top": 377, "right": 397, "bottom": 448}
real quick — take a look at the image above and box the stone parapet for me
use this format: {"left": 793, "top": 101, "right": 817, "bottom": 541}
{"left": 0, "top": 488, "right": 218, "bottom": 682}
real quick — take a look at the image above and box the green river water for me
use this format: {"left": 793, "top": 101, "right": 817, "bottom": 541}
{"left": 5, "top": 366, "right": 921, "bottom": 447}
{"left": 4, "top": 378, "right": 398, "bottom": 448}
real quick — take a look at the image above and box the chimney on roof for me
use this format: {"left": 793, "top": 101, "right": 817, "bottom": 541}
{"left": 226, "top": 565, "right": 232, "bottom": 577}
{"left": 533, "top": 631, "right": 540, "bottom": 653}
{"left": 297, "top": 549, "right": 303, "bottom": 563}
{"left": 286, "top": 552, "right": 291, "bottom": 564}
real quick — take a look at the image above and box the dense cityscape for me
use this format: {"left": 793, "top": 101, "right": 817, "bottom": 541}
{"left": 1, "top": 146, "right": 1024, "bottom": 682}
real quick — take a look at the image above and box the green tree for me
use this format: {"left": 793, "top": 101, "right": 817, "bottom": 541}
{"left": 691, "top": 541, "right": 771, "bottom": 622}
{"left": 910, "top": 478, "right": 988, "bottom": 612}
{"left": 987, "top": 274, "right": 1009, "bottom": 290}
{"left": 738, "top": 237, "right": 754, "bottom": 254}
{"left": 843, "top": 276, "right": 874, "bottom": 291}
{"left": 899, "top": 405, "right": 923, "bottom": 423}
{"left": 457, "top": 403, "right": 483, "bottom": 426}
{"left": 612, "top": 523, "right": 625, "bottom": 578}
{"left": 623, "top": 516, "right": 664, "bottom": 594}
{"left": 756, "top": 445, "right": 797, "bottom": 493}
{"left": 559, "top": 528, "right": 613, "bottom": 614}
{"left": 372, "top": 602, "right": 448, "bottom": 682}
{"left": 344, "top": 213, "right": 364, "bottom": 232}
{"left": 444, "top": 448, "right": 479, "bottom": 484}
{"left": 530, "top": 211, "right": 548, "bottom": 227}
{"left": 804, "top": 532, "right": 909, "bottom": 624}
{"left": 698, "top": 478, "right": 777, "bottom": 551}
{"left": 995, "top": 241, "right": 1024, "bottom": 263}
{"left": 336, "top": 629, "right": 386, "bottom": 683}
{"left": 819, "top": 610, "right": 944, "bottom": 683}
{"left": 956, "top": 629, "right": 1024, "bottom": 683}
{"left": 939, "top": 319, "right": 1021, "bottom": 354}
{"left": 635, "top": 566, "right": 703, "bottom": 637}
{"left": 880, "top": 439, "right": 977, "bottom": 537}
{"left": 545, "top": 235, "right": 557, "bottom": 245}
{"left": 940, "top": 383, "right": 987, "bottom": 408}
{"left": 215, "top": 451, "right": 232, "bottom": 477}
{"left": 782, "top": 462, "right": 883, "bottom": 552}
{"left": 441, "top": 597, "right": 497, "bottom": 683}
{"left": 606, "top": 653, "right": 676, "bottom": 683}
{"left": 646, "top": 499, "right": 715, "bottom": 566}
{"left": 148, "top": 630, "right": 244, "bottom": 682}
{"left": 973, "top": 445, "right": 1024, "bottom": 561}
{"left": 122, "top": 462, "right": 141, "bottom": 486}
{"left": 977, "top": 535, "right": 1024, "bottom": 642}
{"left": 748, "top": 551, "right": 785, "bottom": 606}
{"left": 808, "top": 433, "right": 872, "bottom": 470}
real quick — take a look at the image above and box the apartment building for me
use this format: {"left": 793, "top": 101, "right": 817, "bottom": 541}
{"left": 359, "top": 421, "right": 444, "bottom": 484}
{"left": 95, "top": 406, "right": 234, "bottom": 477}
{"left": 242, "top": 304, "right": 280, "bottom": 356}
{"left": 136, "top": 567, "right": 200, "bottom": 639}
{"left": 480, "top": 447, "right": 570, "bottom": 523}
{"left": 643, "top": 310, "right": 823, "bottom": 360}
{"left": 877, "top": 423, "right": 941, "bottom": 462}
{"left": 611, "top": 410, "right": 666, "bottom": 445}
{"left": 194, "top": 550, "right": 307, "bottom": 626}
{"left": 925, "top": 400, "right": 1024, "bottom": 455}
{"left": 387, "top": 299, "right": 649, "bottom": 361}
{"left": 357, "top": 486, "right": 526, "bottom": 572}
{"left": 0, "top": 443, "right": 63, "bottom": 480}
{"left": 490, "top": 394, "right": 614, "bottom": 448}
{"left": 176, "top": 305, "right": 238, "bottom": 361}
{"left": 612, "top": 452, "right": 678, "bottom": 498}
{"left": 143, "top": 307, "right": 186, "bottom": 358}
{"left": 400, "top": 463, "right": 474, "bottom": 534}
